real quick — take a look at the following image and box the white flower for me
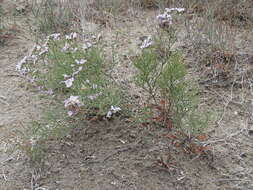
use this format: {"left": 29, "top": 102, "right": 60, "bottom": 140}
{"left": 31, "top": 55, "right": 38, "bottom": 64}
{"left": 106, "top": 110, "right": 113, "bottom": 118}
{"left": 87, "top": 92, "right": 102, "bottom": 100}
{"left": 71, "top": 47, "right": 78, "bottom": 52}
{"left": 38, "top": 46, "right": 49, "bottom": 56}
{"left": 72, "top": 66, "right": 83, "bottom": 76}
{"left": 106, "top": 106, "right": 121, "bottom": 118}
{"left": 66, "top": 32, "right": 77, "bottom": 40}
{"left": 63, "top": 77, "right": 74, "bottom": 88}
{"left": 82, "top": 42, "right": 92, "bottom": 50}
{"left": 62, "top": 42, "right": 70, "bottom": 52}
{"left": 16, "top": 56, "right": 27, "bottom": 71}
{"left": 75, "top": 59, "right": 87, "bottom": 65}
{"left": 64, "top": 96, "right": 83, "bottom": 116}
{"left": 64, "top": 95, "right": 82, "bottom": 108}
{"left": 140, "top": 36, "right": 153, "bottom": 49}
{"left": 157, "top": 13, "right": 173, "bottom": 25}
{"left": 35, "top": 45, "right": 41, "bottom": 51}
{"left": 47, "top": 88, "right": 54, "bottom": 95}
{"left": 63, "top": 74, "right": 71, "bottom": 79}
{"left": 67, "top": 111, "right": 74, "bottom": 116}
{"left": 49, "top": 33, "right": 61, "bottom": 40}
{"left": 92, "top": 84, "right": 98, "bottom": 89}
{"left": 111, "top": 106, "right": 121, "bottom": 113}
{"left": 165, "top": 8, "right": 185, "bottom": 13}
{"left": 30, "top": 137, "right": 37, "bottom": 147}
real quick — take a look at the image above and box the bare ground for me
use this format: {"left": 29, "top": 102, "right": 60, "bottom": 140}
{"left": 1, "top": 1, "right": 253, "bottom": 190}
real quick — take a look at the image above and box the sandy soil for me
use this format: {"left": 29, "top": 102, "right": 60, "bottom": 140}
{"left": 0, "top": 1, "right": 44, "bottom": 189}
{"left": 0, "top": 1, "right": 253, "bottom": 190}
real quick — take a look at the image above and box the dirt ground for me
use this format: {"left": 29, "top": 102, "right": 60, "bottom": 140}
{"left": 1, "top": 1, "right": 253, "bottom": 190}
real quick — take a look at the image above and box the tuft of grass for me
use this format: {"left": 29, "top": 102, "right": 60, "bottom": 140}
{"left": 19, "top": 106, "right": 74, "bottom": 164}
{"left": 30, "top": 0, "right": 77, "bottom": 35}
{"left": 0, "top": 5, "right": 4, "bottom": 45}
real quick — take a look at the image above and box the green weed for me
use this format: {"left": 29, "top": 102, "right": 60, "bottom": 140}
{"left": 133, "top": 29, "right": 207, "bottom": 135}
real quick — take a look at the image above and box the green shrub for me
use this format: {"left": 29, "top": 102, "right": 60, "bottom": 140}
{"left": 28, "top": 33, "right": 123, "bottom": 117}
{"left": 133, "top": 33, "right": 207, "bottom": 135}
{"left": 19, "top": 32, "right": 124, "bottom": 163}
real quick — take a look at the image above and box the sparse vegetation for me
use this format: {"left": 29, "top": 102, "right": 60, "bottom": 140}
{"left": 1, "top": 0, "right": 253, "bottom": 189}
{"left": 133, "top": 31, "right": 206, "bottom": 135}
{"left": 30, "top": 0, "right": 77, "bottom": 35}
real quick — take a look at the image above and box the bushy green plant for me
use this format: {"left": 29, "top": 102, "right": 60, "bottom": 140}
{"left": 25, "top": 33, "right": 122, "bottom": 118}
{"left": 133, "top": 34, "right": 207, "bottom": 135}
{"left": 18, "top": 32, "right": 124, "bottom": 163}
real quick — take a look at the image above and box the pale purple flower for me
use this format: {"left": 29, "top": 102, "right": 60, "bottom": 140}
{"left": 71, "top": 47, "right": 78, "bottom": 52}
{"left": 67, "top": 111, "right": 74, "bottom": 116}
{"left": 106, "top": 110, "right": 113, "bottom": 118}
{"left": 47, "top": 88, "right": 54, "bottom": 95}
{"left": 72, "top": 66, "right": 83, "bottom": 76}
{"left": 63, "top": 77, "right": 74, "bottom": 88}
{"left": 16, "top": 56, "right": 27, "bottom": 71}
{"left": 64, "top": 95, "right": 83, "bottom": 116}
{"left": 87, "top": 92, "right": 102, "bottom": 100}
{"left": 31, "top": 55, "right": 38, "bottom": 64}
{"left": 82, "top": 42, "right": 92, "bottom": 50}
{"left": 49, "top": 33, "right": 61, "bottom": 40}
{"left": 106, "top": 106, "right": 121, "bottom": 118}
{"left": 92, "top": 84, "right": 98, "bottom": 89}
{"left": 35, "top": 45, "right": 41, "bottom": 51}
{"left": 66, "top": 32, "right": 77, "bottom": 40}
{"left": 140, "top": 36, "right": 152, "bottom": 49}
{"left": 63, "top": 74, "right": 71, "bottom": 79}
{"left": 42, "top": 39, "right": 49, "bottom": 48}
{"left": 157, "top": 13, "right": 173, "bottom": 25}
{"left": 165, "top": 8, "right": 185, "bottom": 13}
{"left": 111, "top": 106, "right": 121, "bottom": 113}
{"left": 64, "top": 95, "right": 82, "bottom": 107}
{"left": 38, "top": 46, "right": 49, "bottom": 56}
{"left": 62, "top": 42, "right": 70, "bottom": 52}
{"left": 75, "top": 59, "right": 87, "bottom": 65}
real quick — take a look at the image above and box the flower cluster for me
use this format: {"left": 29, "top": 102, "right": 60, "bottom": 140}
{"left": 16, "top": 33, "right": 61, "bottom": 75}
{"left": 65, "top": 32, "right": 77, "bottom": 40}
{"left": 64, "top": 95, "right": 83, "bottom": 116}
{"left": 106, "top": 106, "right": 121, "bottom": 118}
{"left": 17, "top": 32, "right": 121, "bottom": 119}
{"left": 140, "top": 36, "right": 153, "bottom": 49}
{"left": 157, "top": 7, "right": 185, "bottom": 26}
{"left": 61, "top": 65, "right": 84, "bottom": 88}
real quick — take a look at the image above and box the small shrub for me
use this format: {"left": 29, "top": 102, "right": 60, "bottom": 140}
{"left": 16, "top": 32, "right": 123, "bottom": 119}
{"left": 17, "top": 32, "right": 124, "bottom": 162}
{"left": 133, "top": 11, "right": 207, "bottom": 135}
{"left": 134, "top": 48, "right": 206, "bottom": 135}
